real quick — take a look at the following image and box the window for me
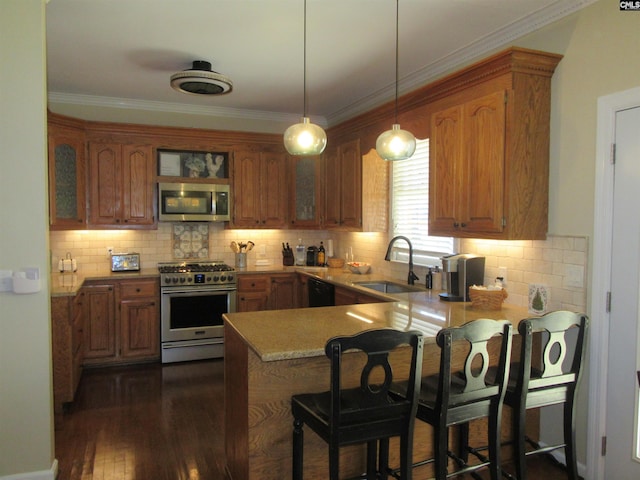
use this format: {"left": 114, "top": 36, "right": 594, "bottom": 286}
{"left": 390, "top": 138, "right": 454, "bottom": 266}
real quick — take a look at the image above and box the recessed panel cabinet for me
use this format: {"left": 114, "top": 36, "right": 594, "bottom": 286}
{"left": 89, "top": 142, "right": 156, "bottom": 228}
{"left": 323, "top": 139, "right": 388, "bottom": 232}
{"left": 237, "top": 273, "right": 300, "bottom": 312}
{"left": 51, "top": 290, "right": 85, "bottom": 417}
{"left": 430, "top": 91, "right": 506, "bottom": 236}
{"left": 289, "top": 156, "right": 324, "bottom": 228}
{"left": 82, "top": 278, "right": 159, "bottom": 366}
{"left": 428, "top": 49, "right": 562, "bottom": 240}
{"left": 232, "top": 149, "right": 288, "bottom": 228}
{"left": 48, "top": 119, "right": 87, "bottom": 229}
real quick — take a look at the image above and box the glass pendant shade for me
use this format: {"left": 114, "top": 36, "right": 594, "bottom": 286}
{"left": 284, "top": 117, "right": 327, "bottom": 156}
{"left": 376, "top": 124, "right": 416, "bottom": 161}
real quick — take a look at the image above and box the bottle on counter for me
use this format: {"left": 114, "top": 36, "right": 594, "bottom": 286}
{"left": 317, "top": 242, "right": 326, "bottom": 266}
{"left": 431, "top": 266, "right": 442, "bottom": 290}
{"left": 295, "top": 238, "right": 306, "bottom": 266}
{"left": 426, "top": 267, "right": 433, "bottom": 289}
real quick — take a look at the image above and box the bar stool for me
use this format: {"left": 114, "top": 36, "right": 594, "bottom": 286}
{"left": 504, "top": 311, "right": 588, "bottom": 480}
{"left": 391, "top": 318, "right": 513, "bottom": 480}
{"left": 291, "top": 328, "right": 424, "bottom": 480}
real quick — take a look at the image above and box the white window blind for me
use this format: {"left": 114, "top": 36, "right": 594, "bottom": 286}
{"left": 391, "top": 138, "right": 454, "bottom": 262}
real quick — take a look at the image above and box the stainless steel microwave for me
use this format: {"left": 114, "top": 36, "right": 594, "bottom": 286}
{"left": 158, "top": 182, "right": 231, "bottom": 222}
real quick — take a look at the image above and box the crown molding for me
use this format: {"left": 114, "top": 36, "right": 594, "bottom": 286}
{"left": 47, "top": 91, "right": 328, "bottom": 127}
{"left": 326, "top": 0, "right": 597, "bottom": 125}
{"left": 48, "top": 0, "right": 596, "bottom": 129}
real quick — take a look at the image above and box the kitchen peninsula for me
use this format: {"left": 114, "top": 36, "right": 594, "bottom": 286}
{"left": 223, "top": 272, "right": 532, "bottom": 480}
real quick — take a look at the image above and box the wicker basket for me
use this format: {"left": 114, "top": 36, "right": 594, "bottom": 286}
{"left": 469, "top": 287, "right": 508, "bottom": 310}
{"left": 326, "top": 257, "right": 345, "bottom": 268}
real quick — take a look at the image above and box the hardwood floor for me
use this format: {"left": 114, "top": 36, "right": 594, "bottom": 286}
{"left": 55, "top": 360, "right": 576, "bottom": 480}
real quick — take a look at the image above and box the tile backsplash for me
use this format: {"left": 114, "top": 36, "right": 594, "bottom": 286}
{"left": 49, "top": 227, "right": 587, "bottom": 313}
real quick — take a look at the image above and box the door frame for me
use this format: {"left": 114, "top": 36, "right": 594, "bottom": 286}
{"left": 588, "top": 86, "right": 640, "bottom": 479}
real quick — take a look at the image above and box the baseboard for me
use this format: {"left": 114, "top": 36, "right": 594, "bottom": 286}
{"left": 0, "top": 459, "right": 57, "bottom": 480}
{"left": 538, "top": 441, "right": 587, "bottom": 479}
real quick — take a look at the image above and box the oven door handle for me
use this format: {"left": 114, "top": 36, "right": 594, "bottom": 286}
{"left": 161, "top": 288, "right": 235, "bottom": 295}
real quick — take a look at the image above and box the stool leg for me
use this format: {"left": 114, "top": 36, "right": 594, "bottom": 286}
{"left": 379, "top": 438, "right": 389, "bottom": 480}
{"left": 458, "top": 422, "right": 470, "bottom": 465}
{"left": 329, "top": 441, "right": 340, "bottom": 480}
{"left": 489, "top": 403, "right": 503, "bottom": 480}
{"left": 434, "top": 423, "right": 448, "bottom": 480}
{"left": 293, "top": 418, "right": 304, "bottom": 480}
{"left": 366, "top": 440, "right": 377, "bottom": 479}
{"left": 564, "top": 397, "right": 579, "bottom": 480}
{"left": 513, "top": 401, "right": 527, "bottom": 480}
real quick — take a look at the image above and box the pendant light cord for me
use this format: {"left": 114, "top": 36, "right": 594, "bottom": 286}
{"left": 394, "top": 0, "right": 399, "bottom": 124}
{"left": 303, "top": 0, "right": 308, "bottom": 118}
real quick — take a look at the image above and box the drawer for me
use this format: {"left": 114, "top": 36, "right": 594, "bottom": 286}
{"left": 237, "top": 275, "right": 269, "bottom": 292}
{"left": 119, "top": 280, "right": 158, "bottom": 298}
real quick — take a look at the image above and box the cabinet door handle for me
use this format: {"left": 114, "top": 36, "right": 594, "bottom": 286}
{"left": 460, "top": 222, "right": 467, "bottom": 228}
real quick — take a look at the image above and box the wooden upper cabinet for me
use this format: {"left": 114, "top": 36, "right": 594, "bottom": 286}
{"left": 338, "top": 139, "right": 362, "bottom": 229}
{"left": 323, "top": 139, "right": 388, "bottom": 232}
{"left": 430, "top": 91, "right": 505, "bottom": 236}
{"left": 231, "top": 148, "right": 288, "bottom": 228}
{"left": 89, "top": 142, "right": 155, "bottom": 228}
{"left": 48, "top": 117, "right": 87, "bottom": 229}
{"left": 289, "top": 155, "right": 324, "bottom": 228}
{"left": 428, "top": 48, "right": 561, "bottom": 240}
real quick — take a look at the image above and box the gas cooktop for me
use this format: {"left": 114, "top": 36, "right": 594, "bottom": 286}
{"left": 157, "top": 260, "right": 234, "bottom": 273}
{"left": 158, "top": 261, "right": 236, "bottom": 287}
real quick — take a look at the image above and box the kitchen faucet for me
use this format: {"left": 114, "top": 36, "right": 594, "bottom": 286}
{"left": 384, "top": 236, "right": 419, "bottom": 285}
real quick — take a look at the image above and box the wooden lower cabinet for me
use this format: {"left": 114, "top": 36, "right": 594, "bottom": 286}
{"left": 82, "top": 278, "right": 159, "bottom": 366}
{"left": 83, "top": 283, "right": 116, "bottom": 363}
{"left": 237, "top": 273, "right": 300, "bottom": 312}
{"left": 118, "top": 279, "right": 160, "bottom": 360}
{"left": 51, "top": 290, "right": 85, "bottom": 417}
{"left": 269, "top": 274, "right": 298, "bottom": 310}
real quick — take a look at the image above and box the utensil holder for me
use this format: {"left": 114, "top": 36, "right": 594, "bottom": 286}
{"left": 235, "top": 252, "right": 247, "bottom": 269}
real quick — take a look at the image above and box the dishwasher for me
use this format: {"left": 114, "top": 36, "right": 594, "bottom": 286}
{"left": 308, "top": 277, "right": 335, "bottom": 307}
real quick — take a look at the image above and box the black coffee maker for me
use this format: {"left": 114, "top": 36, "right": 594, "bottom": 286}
{"left": 306, "top": 246, "right": 318, "bottom": 266}
{"left": 439, "top": 254, "right": 485, "bottom": 302}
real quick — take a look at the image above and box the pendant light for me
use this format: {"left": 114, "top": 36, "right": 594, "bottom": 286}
{"left": 376, "top": 0, "right": 416, "bottom": 161}
{"left": 283, "top": 0, "right": 327, "bottom": 156}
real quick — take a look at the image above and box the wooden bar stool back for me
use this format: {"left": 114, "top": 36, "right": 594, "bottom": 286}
{"left": 291, "top": 328, "right": 424, "bottom": 480}
{"left": 506, "top": 311, "right": 589, "bottom": 480}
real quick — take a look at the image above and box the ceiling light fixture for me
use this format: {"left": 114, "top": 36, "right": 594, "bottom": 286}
{"left": 170, "top": 60, "right": 233, "bottom": 96}
{"left": 376, "top": 0, "right": 416, "bottom": 161}
{"left": 283, "top": 0, "right": 327, "bottom": 156}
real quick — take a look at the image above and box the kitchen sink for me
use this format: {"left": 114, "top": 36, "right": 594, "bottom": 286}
{"left": 354, "top": 281, "right": 423, "bottom": 294}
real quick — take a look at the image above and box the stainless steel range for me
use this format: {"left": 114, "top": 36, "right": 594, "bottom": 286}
{"left": 158, "top": 260, "right": 236, "bottom": 363}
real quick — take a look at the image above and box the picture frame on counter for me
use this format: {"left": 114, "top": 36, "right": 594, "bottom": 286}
{"left": 158, "top": 149, "right": 228, "bottom": 179}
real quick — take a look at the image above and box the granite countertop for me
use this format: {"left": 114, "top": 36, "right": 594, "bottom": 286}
{"left": 50, "top": 268, "right": 160, "bottom": 297}
{"left": 224, "top": 269, "right": 530, "bottom": 362}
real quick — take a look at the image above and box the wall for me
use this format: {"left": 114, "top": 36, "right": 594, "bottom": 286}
{"left": 0, "top": 1, "right": 55, "bottom": 478}
{"left": 5, "top": 0, "right": 637, "bottom": 478}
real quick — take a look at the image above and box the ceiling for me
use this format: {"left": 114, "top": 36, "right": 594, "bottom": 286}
{"left": 46, "top": 0, "right": 593, "bottom": 128}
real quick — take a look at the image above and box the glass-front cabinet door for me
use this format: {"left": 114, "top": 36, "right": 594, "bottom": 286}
{"left": 289, "top": 155, "right": 324, "bottom": 228}
{"left": 48, "top": 118, "right": 87, "bottom": 229}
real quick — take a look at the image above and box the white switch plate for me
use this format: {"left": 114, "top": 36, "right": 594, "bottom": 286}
{"left": 0, "top": 270, "right": 13, "bottom": 292}
{"left": 497, "top": 266, "right": 507, "bottom": 286}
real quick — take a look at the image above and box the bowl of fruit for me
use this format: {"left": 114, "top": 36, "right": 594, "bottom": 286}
{"left": 347, "top": 262, "right": 371, "bottom": 274}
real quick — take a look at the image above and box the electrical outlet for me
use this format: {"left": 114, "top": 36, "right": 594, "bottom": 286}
{"left": 497, "top": 266, "right": 507, "bottom": 286}
{"left": 107, "top": 246, "right": 114, "bottom": 258}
